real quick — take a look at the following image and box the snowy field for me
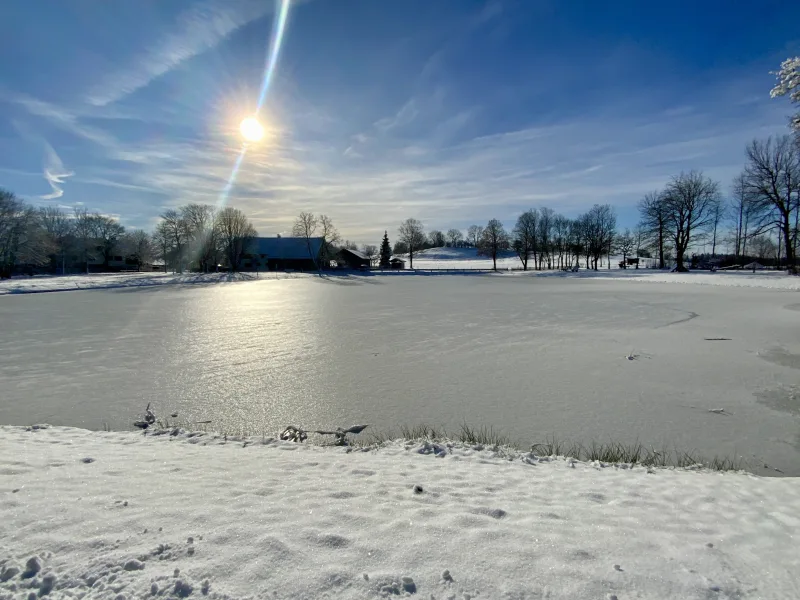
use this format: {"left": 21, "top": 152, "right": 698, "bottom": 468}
{"left": 396, "top": 247, "right": 524, "bottom": 270}
{"left": 398, "top": 247, "right": 659, "bottom": 271}
{"left": 1, "top": 274, "right": 799, "bottom": 476}
{"left": 1, "top": 425, "right": 798, "bottom": 600}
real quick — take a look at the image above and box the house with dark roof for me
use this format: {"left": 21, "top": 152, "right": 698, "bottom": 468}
{"left": 337, "top": 247, "right": 370, "bottom": 269}
{"left": 242, "top": 236, "right": 324, "bottom": 271}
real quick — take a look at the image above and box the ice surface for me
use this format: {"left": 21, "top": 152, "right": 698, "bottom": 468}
{"left": 1, "top": 274, "right": 799, "bottom": 475}
{"left": 0, "top": 272, "right": 301, "bottom": 295}
{"left": 0, "top": 426, "right": 798, "bottom": 599}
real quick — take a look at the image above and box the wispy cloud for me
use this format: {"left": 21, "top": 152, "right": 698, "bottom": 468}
{"left": 40, "top": 142, "right": 74, "bottom": 200}
{"left": 85, "top": 0, "right": 294, "bottom": 107}
{"left": 374, "top": 98, "right": 419, "bottom": 131}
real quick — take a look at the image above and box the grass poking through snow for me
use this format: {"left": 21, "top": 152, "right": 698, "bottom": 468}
{"left": 361, "top": 428, "right": 745, "bottom": 472}
{"left": 135, "top": 419, "right": 746, "bottom": 473}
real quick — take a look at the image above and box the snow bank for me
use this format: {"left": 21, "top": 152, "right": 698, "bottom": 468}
{"left": 0, "top": 272, "right": 302, "bottom": 295}
{"left": 1, "top": 426, "right": 798, "bottom": 599}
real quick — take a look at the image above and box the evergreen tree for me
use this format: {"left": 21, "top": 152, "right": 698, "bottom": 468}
{"left": 379, "top": 230, "right": 392, "bottom": 268}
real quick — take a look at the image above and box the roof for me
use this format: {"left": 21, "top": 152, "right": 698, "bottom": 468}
{"left": 340, "top": 247, "right": 368, "bottom": 260}
{"left": 250, "top": 237, "right": 323, "bottom": 260}
{"left": 389, "top": 257, "right": 406, "bottom": 263}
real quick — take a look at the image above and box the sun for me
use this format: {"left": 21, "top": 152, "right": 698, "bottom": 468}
{"left": 239, "top": 117, "right": 264, "bottom": 142}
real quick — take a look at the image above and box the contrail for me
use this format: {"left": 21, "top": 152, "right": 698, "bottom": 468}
{"left": 41, "top": 142, "right": 74, "bottom": 200}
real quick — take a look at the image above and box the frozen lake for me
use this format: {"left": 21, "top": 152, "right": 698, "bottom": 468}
{"left": 1, "top": 275, "right": 799, "bottom": 474}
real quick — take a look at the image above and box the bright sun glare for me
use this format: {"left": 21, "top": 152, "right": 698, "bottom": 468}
{"left": 239, "top": 117, "right": 264, "bottom": 142}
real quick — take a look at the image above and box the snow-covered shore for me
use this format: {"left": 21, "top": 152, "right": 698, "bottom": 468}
{"left": 0, "top": 272, "right": 300, "bottom": 295}
{"left": 1, "top": 426, "right": 798, "bottom": 599}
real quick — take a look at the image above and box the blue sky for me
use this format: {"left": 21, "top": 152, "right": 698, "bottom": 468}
{"left": 1, "top": 0, "right": 798, "bottom": 243}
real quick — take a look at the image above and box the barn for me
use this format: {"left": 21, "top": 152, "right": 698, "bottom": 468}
{"left": 242, "top": 237, "right": 324, "bottom": 271}
{"left": 337, "top": 247, "right": 371, "bottom": 269}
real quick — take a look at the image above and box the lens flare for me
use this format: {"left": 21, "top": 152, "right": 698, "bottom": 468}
{"left": 218, "top": 0, "right": 291, "bottom": 213}
{"left": 257, "top": 0, "right": 291, "bottom": 111}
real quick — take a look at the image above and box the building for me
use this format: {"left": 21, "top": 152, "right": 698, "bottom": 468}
{"left": 389, "top": 257, "right": 406, "bottom": 270}
{"left": 242, "top": 237, "right": 324, "bottom": 271}
{"left": 337, "top": 247, "right": 370, "bottom": 269}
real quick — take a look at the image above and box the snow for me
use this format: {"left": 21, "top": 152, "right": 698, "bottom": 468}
{"left": 1, "top": 425, "right": 798, "bottom": 600}
{"left": 0, "top": 272, "right": 304, "bottom": 295}
{"left": 525, "top": 268, "right": 800, "bottom": 290}
{"left": 394, "top": 247, "right": 800, "bottom": 290}
{"left": 394, "top": 247, "right": 522, "bottom": 270}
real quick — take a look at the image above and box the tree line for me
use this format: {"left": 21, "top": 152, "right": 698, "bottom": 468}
{"left": 394, "top": 204, "right": 619, "bottom": 271}
{"left": 0, "top": 193, "right": 259, "bottom": 278}
{"left": 1, "top": 191, "right": 146, "bottom": 278}
{"left": 153, "top": 204, "right": 257, "bottom": 273}
{"left": 637, "top": 136, "right": 799, "bottom": 272}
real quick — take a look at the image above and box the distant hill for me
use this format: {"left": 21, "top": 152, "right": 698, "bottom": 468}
{"left": 392, "top": 247, "right": 521, "bottom": 269}
{"left": 393, "top": 247, "right": 517, "bottom": 261}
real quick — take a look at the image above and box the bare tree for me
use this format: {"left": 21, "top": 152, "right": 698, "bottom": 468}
{"left": 160, "top": 209, "right": 189, "bottom": 273}
{"left": 319, "top": 215, "right": 341, "bottom": 267}
{"left": 72, "top": 206, "right": 95, "bottom": 274}
{"left": 38, "top": 206, "right": 72, "bottom": 274}
{"left": 152, "top": 222, "right": 171, "bottom": 273}
{"left": 638, "top": 191, "right": 668, "bottom": 269}
{"left": 742, "top": 136, "right": 800, "bottom": 269}
{"left": 615, "top": 228, "right": 635, "bottom": 266}
{"left": 362, "top": 244, "right": 378, "bottom": 266}
{"left": 662, "top": 171, "right": 721, "bottom": 272}
{"left": 512, "top": 210, "right": 537, "bottom": 270}
{"left": 477, "top": 218, "right": 510, "bottom": 271}
{"left": 771, "top": 57, "right": 800, "bottom": 132}
{"left": 428, "top": 230, "right": 446, "bottom": 248}
{"left": 215, "top": 207, "right": 257, "bottom": 271}
{"left": 729, "top": 173, "right": 757, "bottom": 258}
{"left": 709, "top": 199, "right": 726, "bottom": 257}
{"left": 537, "top": 207, "right": 555, "bottom": 269}
{"left": 446, "top": 228, "right": 463, "bottom": 248}
{"left": 292, "top": 211, "right": 320, "bottom": 269}
{"left": 567, "top": 218, "right": 585, "bottom": 268}
{"left": 343, "top": 240, "right": 359, "bottom": 251}
{"left": 663, "top": 171, "right": 720, "bottom": 272}
{"left": 122, "top": 229, "right": 153, "bottom": 271}
{"left": 552, "top": 214, "right": 571, "bottom": 269}
{"left": 0, "top": 190, "right": 44, "bottom": 278}
{"left": 92, "top": 215, "right": 125, "bottom": 268}
{"left": 398, "top": 218, "right": 426, "bottom": 268}
{"left": 750, "top": 234, "right": 777, "bottom": 263}
{"left": 584, "top": 204, "right": 617, "bottom": 270}
{"left": 182, "top": 204, "right": 218, "bottom": 272}
{"left": 466, "top": 224, "right": 483, "bottom": 248}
